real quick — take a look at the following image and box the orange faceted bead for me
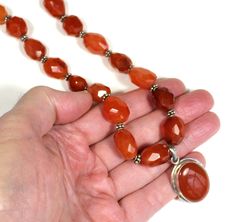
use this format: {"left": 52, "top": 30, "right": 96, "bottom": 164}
{"left": 6, "top": 16, "right": 27, "bottom": 38}
{"left": 110, "top": 53, "right": 133, "bottom": 73}
{"left": 68, "top": 75, "right": 88, "bottom": 92}
{"left": 153, "top": 87, "right": 175, "bottom": 111}
{"left": 83, "top": 33, "right": 109, "bottom": 55}
{"left": 129, "top": 67, "right": 157, "bottom": 89}
{"left": 63, "top": 15, "right": 83, "bottom": 36}
{"left": 114, "top": 129, "right": 138, "bottom": 160}
{"left": 102, "top": 96, "right": 130, "bottom": 124}
{"left": 161, "top": 116, "right": 185, "bottom": 145}
{"left": 43, "top": 58, "right": 68, "bottom": 79}
{"left": 24, "top": 39, "right": 47, "bottom": 61}
{"left": 88, "top": 83, "right": 111, "bottom": 103}
{"left": 43, "top": 0, "right": 65, "bottom": 18}
{"left": 0, "top": 5, "right": 7, "bottom": 25}
{"left": 178, "top": 162, "right": 210, "bottom": 202}
{"left": 141, "top": 144, "right": 170, "bottom": 167}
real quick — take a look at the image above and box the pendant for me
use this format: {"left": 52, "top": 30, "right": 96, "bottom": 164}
{"left": 171, "top": 158, "right": 210, "bottom": 202}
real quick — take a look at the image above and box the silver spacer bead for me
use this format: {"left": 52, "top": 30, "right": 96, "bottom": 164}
{"left": 4, "top": 15, "right": 12, "bottom": 23}
{"left": 79, "top": 31, "right": 87, "bottom": 38}
{"left": 150, "top": 84, "right": 159, "bottom": 92}
{"left": 134, "top": 154, "right": 142, "bottom": 164}
{"left": 115, "top": 123, "right": 125, "bottom": 130}
{"left": 20, "top": 34, "right": 28, "bottom": 42}
{"left": 168, "top": 144, "right": 180, "bottom": 165}
{"left": 102, "top": 93, "right": 111, "bottom": 101}
{"left": 105, "top": 50, "right": 112, "bottom": 58}
{"left": 168, "top": 109, "right": 176, "bottom": 117}
{"left": 60, "top": 15, "right": 67, "bottom": 23}
{"left": 65, "top": 73, "right": 72, "bottom": 81}
{"left": 40, "top": 56, "right": 48, "bottom": 64}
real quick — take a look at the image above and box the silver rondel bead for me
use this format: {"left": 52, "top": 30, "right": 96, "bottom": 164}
{"left": 40, "top": 56, "right": 48, "bottom": 64}
{"left": 102, "top": 93, "right": 111, "bottom": 101}
{"left": 116, "top": 123, "right": 125, "bottom": 130}
{"left": 20, "top": 34, "right": 28, "bottom": 42}
{"left": 168, "top": 145, "right": 180, "bottom": 165}
{"left": 134, "top": 154, "right": 142, "bottom": 164}
{"left": 105, "top": 50, "right": 112, "bottom": 58}
{"left": 60, "top": 15, "right": 67, "bottom": 23}
{"left": 65, "top": 73, "right": 72, "bottom": 81}
{"left": 79, "top": 31, "right": 87, "bottom": 38}
{"left": 150, "top": 84, "right": 159, "bottom": 92}
{"left": 168, "top": 109, "right": 176, "bottom": 118}
{"left": 4, "top": 15, "right": 12, "bottom": 23}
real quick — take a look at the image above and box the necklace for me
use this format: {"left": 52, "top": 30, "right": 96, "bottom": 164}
{"left": 0, "top": 2, "right": 209, "bottom": 203}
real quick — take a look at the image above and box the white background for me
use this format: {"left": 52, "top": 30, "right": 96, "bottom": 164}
{"left": 0, "top": 0, "right": 234, "bottom": 221}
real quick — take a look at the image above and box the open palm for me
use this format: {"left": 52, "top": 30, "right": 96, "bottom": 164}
{"left": 0, "top": 78, "right": 219, "bottom": 222}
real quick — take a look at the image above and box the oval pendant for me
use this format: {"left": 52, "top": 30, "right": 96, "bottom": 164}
{"left": 171, "top": 158, "right": 210, "bottom": 202}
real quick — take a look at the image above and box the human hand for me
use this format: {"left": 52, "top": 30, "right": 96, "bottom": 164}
{"left": 0, "top": 78, "right": 219, "bottom": 222}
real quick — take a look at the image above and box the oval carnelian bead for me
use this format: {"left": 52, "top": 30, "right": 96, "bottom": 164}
{"left": 114, "top": 129, "right": 138, "bottom": 160}
{"left": 83, "top": 33, "right": 109, "bottom": 55}
{"left": 102, "top": 96, "right": 130, "bottom": 124}
{"left": 68, "top": 75, "right": 88, "bottom": 91}
{"left": 63, "top": 15, "right": 83, "bottom": 36}
{"left": 6, "top": 16, "right": 27, "bottom": 38}
{"left": 161, "top": 116, "right": 185, "bottom": 145}
{"left": 178, "top": 162, "right": 210, "bottom": 202}
{"left": 0, "top": 5, "right": 7, "bottom": 25}
{"left": 129, "top": 67, "right": 157, "bottom": 89}
{"left": 153, "top": 87, "right": 175, "bottom": 111}
{"left": 88, "top": 83, "right": 111, "bottom": 103}
{"left": 43, "top": 0, "right": 65, "bottom": 18}
{"left": 110, "top": 53, "right": 133, "bottom": 73}
{"left": 43, "top": 58, "right": 68, "bottom": 79}
{"left": 24, "top": 39, "right": 47, "bottom": 61}
{"left": 141, "top": 144, "right": 170, "bottom": 167}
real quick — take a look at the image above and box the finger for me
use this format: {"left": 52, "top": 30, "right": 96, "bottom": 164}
{"left": 93, "top": 89, "right": 214, "bottom": 171}
{"left": 110, "top": 112, "right": 219, "bottom": 200}
{"left": 0, "top": 86, "right": 92, "bottom": 138}
{"left": 119, "top": 152, "right": 205, "bottom": 222}
{"left": 73, "top": 78, "right": 186, "bottom": 145}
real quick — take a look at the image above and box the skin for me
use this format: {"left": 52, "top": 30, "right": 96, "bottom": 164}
{"left": 0, "top": 78, "right": 220, "bottom": 222}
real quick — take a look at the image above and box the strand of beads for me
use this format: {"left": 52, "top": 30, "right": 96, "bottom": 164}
{"left": 0, "top": 4, "right": 138, "bottom": 161}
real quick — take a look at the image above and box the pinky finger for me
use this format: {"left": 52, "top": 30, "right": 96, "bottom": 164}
{"left": 120, "top": 152, "right": 206, "bottom": 222}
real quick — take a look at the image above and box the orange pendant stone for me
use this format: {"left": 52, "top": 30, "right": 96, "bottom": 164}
{"left": 114, "top": 129, "right": 138, "bottom": 160}
{"left": 0, "top": 5, "right": 7, "bottom": 25}
{"left": 177, "top": 162, "right": 210, "bottom": 202}
{"left": 43, "top": 0, "right": 65, "bottom": 18}
{"left": 6, "top": 16, "right": 27, "bottom": 38}
{"left": 43, "top": 58, "right": 68, "bottom": 79}
{"left": 161, "top": 116, "right": 185, "bottom": 145}
{"left": 24, "top": 39, "right": 47, "bottom": 61}
{"left": 68, "top": 75, "right": 88, "bottom": 92}
{"left": 129, "top": 67, "right": 157, "bottom": 89}
{"left": 88, "top": 83, "right": 111, "bottom": 103}
{"left": 63, "top": 15, "right": 83, "bottom": 36}
{"left": 102, "top": 96, "right": 130, "bottom": 124}
{"left": 153, "top": 87, "right": 175, "bottom": 111}
{"left": 110, "top": 53, "right": 133, "bottom": 73}
{"left": 83, "top": 33, "right": 109, "bottom": 55}
{"left": 141, "top": 144, "right": 170, "bottom": 167}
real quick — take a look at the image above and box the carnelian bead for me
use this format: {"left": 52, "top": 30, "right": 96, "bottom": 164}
{"left": 43, "top": 58, "right": 68, "bottom": 79}
{"left": 153, "top": 87, "right": 175, "bottom": 111}
{"left": 43, "top": 0, "right": 65, "bottom": 18}
{"left": 6, "top": 16, "right": 27, "bottom": 38}
{"left": 0, "top": 5, "right": 7, "bottom": 25}
{"left": 83, "top": 33, "right": 109, "bottom": 55}
{"left": 63, "top": 15, "right": 83, "bottom": 36}
{"left": 178, "top": 162, "right": 209, "bottom": 202}
{"left": 161, "top": 116, "right": 185, "bottom": 145}
{"left": 129, "top": 67, "right": 157, "bottom": 89}
{"left": 141, "top": 144, "right": 170, "bottom": 167}
{"left": 102, "top": 96, "right": 130, "bottom": 124}
{"left": 88, "top": 83, "right": 111, "bottom": 103}
{"left": 68, "top": 75, "right": 88, "bottom": 92}
{"left": 24, "top": 39, "right": 47, "bottom": 61}
{"left": 110, "top": 53, "right": 133, "bottom": 73}
{"left": 114, "top": 129, "right": 138, "bottom": 160}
